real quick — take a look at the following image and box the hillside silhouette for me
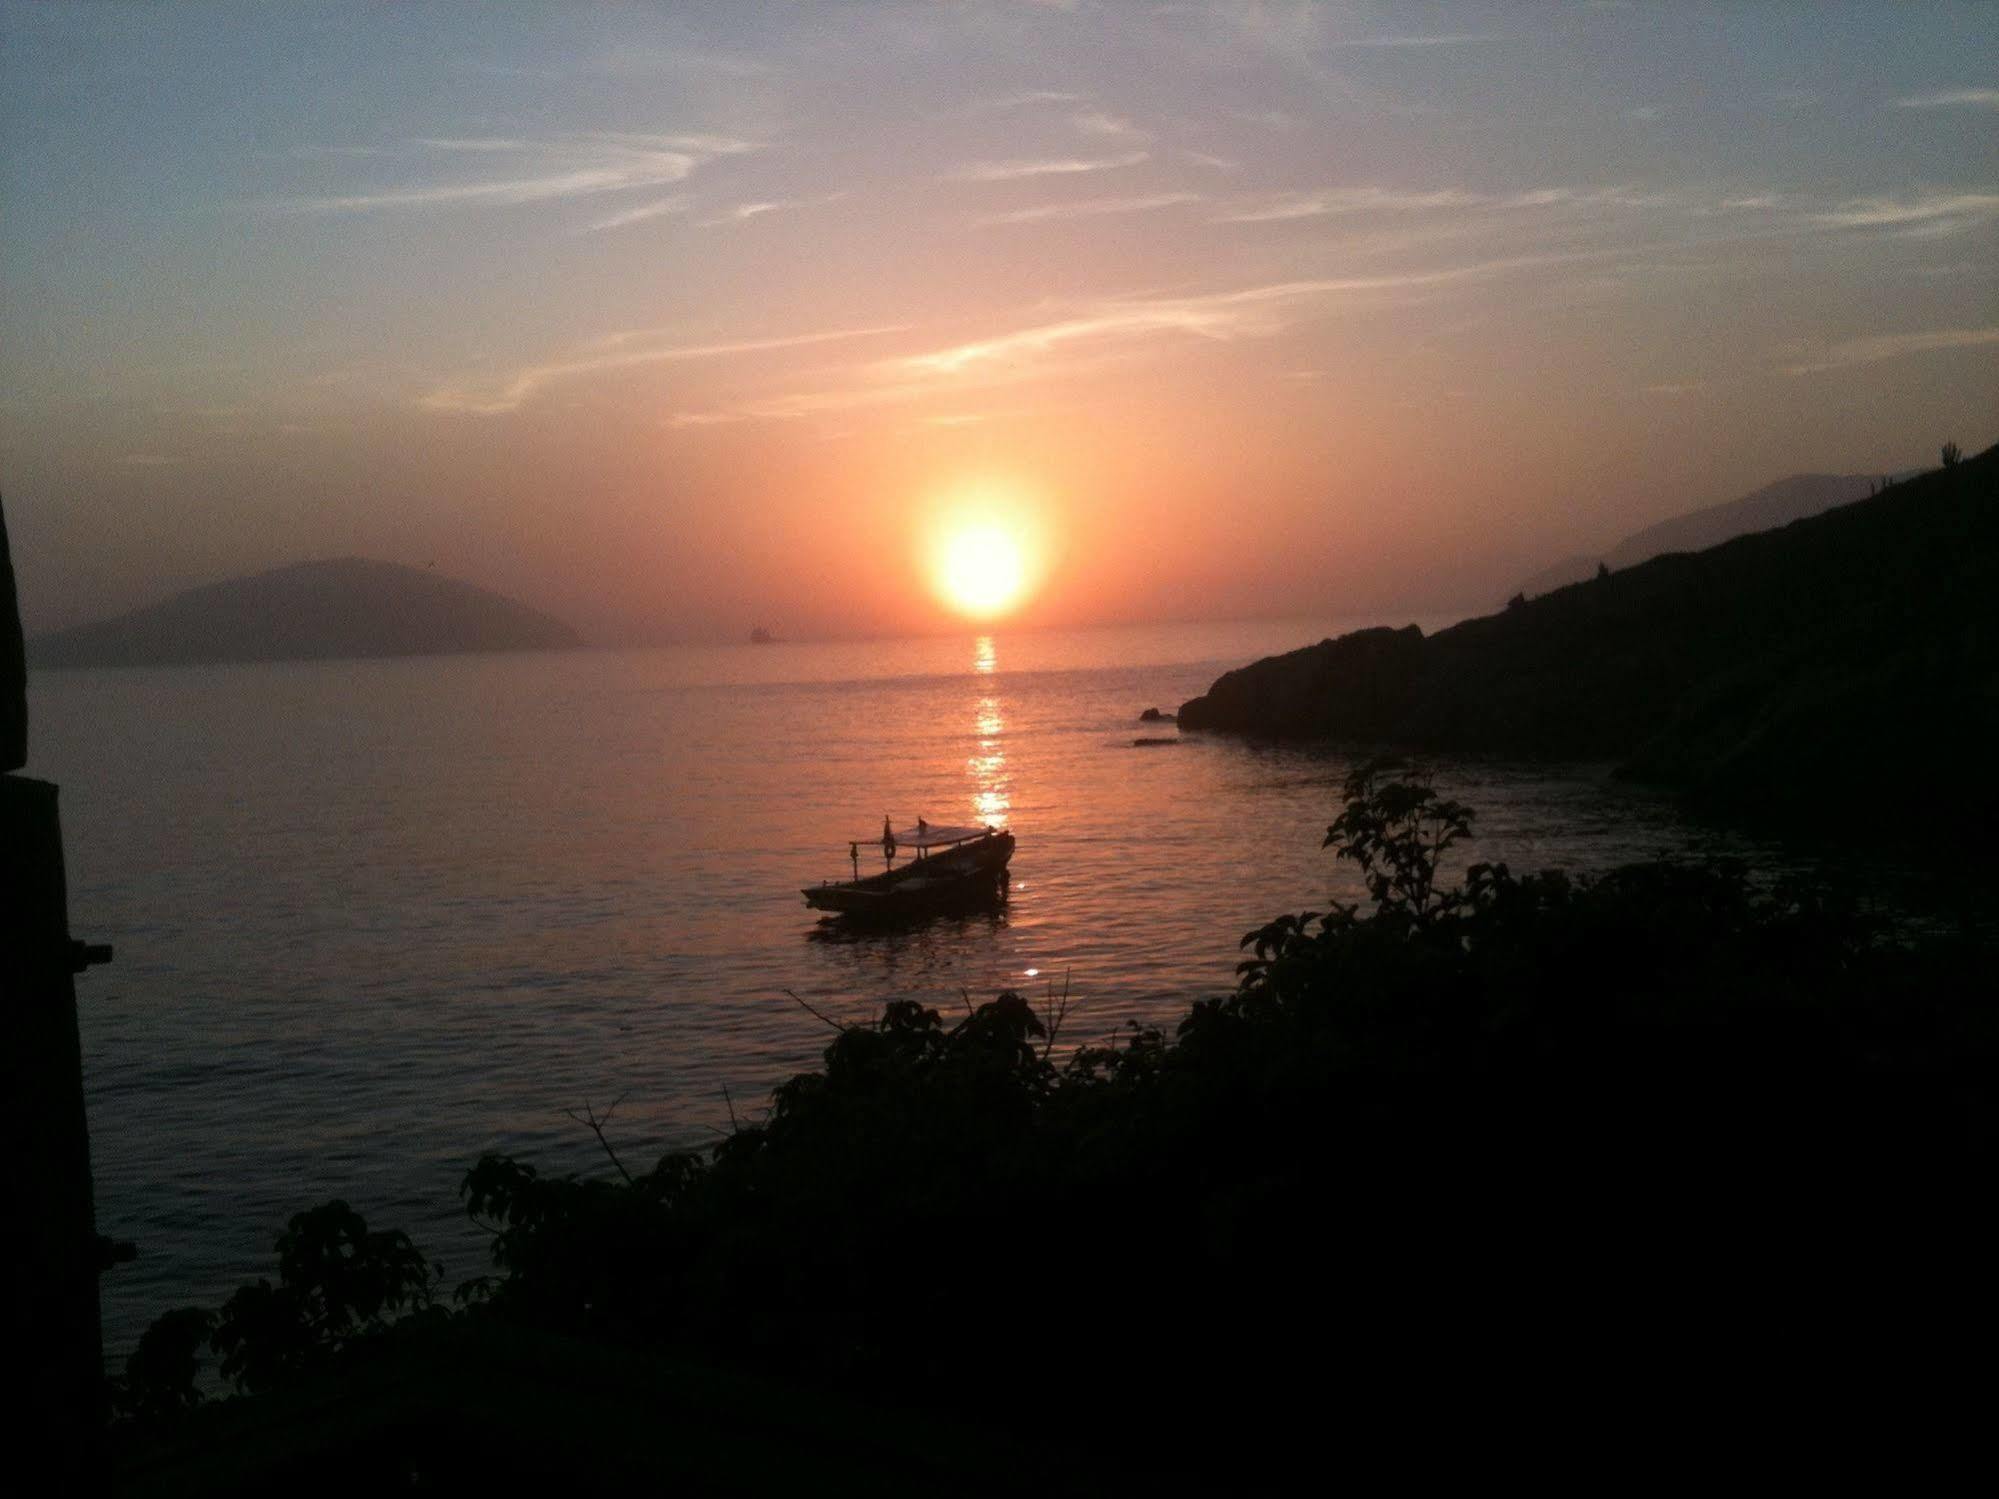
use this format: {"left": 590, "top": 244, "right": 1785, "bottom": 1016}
{"left": 1512, "top": 470, "right": 1884, "bottom": 599}
{"left": 30, "top": 558, "right": 580, "bottom": 670}
{"left": 1181, "top": 442, "right": 1997, "bottom": 843}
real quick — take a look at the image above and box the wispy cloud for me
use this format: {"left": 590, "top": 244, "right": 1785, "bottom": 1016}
{"left": 667, "top": 375, "right": 947, "bottom": 429}
{"left": 897, "top": 262, "right": 1539, "bottom": 376}
{"left": 1071, "top": 110, "right": 1148, "bottom": 141}
{"left": 278, "top": 133, "right": 758, "bottom": 214}
{"left": 584, "top": 197, "right": 689, "bottom": 232}
{"left": 969, "top": 89, "right": 1088, "bottom": 113}
{"left": 464, "top": 47, "right": 778, "bottom": 81}
{"left": 946, "top": 151, "right": 1148, "bottom": 182}
{"left": 1784, "top": 327, "right": 1999, "bottom": 375}
{"left": 1219, "top": 186, "right": 1486, "bottom": 222}
{"left": 697, "top": 193, "right": 844, "bottom": 228}
{"left": 288, "top": 144, "right": 389, "bottom": 160}
{"left": 699, "top": 201, "right": 786, "bottom": 227}
{"left": 663, "top": 262, "right": 1555, "bottom": 429}
{"left": 584, "top": 131, "right": 759, "bottom": 156}
{"left": 1331, "top": 34, "right": 1492, "bottom": 49}
{"left": 413, "top": 137, "right": 531, "bottom": 153}
{"left": 588, "top": 47, "right": 778, "bottom": 80}
{"left": 1815, "top": 191, "right": 1999, "bottom": 237}
{"left": 1892, "top": 88, "right": 1999, "bottom": 111}
{"left": 1216, "top": 185, "right": 1660, "bottom": 224}
{"left": 973, "top": 192, "right": 1199, "bottom": 226}
{"left": 290, "top": 169, "right": 682, "bottom": 213}
{"left": 119, "top": 453, "right": 183, "bottom": 468}
{"left": 420, "top": 324, "right": 907, "bottom": 415}
{"left": 1229, "top": 108, "right": 1300, "bottom": 131}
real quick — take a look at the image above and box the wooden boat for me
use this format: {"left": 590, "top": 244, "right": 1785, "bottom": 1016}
{"left": 803, "top": 822, "right": 1015, "bottom": 919}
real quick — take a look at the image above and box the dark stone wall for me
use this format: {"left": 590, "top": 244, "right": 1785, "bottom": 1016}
{"left": 2, "top": 492, "right": 107, "bottom": 1478}
{"left": 2, "top": 495, "right": 25, "bottom": 771}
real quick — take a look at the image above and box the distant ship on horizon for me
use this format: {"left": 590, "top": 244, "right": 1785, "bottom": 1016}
{"left": 749, "top": 626, "right": 779, "bottom": 645}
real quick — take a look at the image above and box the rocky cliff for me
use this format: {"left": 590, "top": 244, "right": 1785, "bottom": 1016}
{"left": 1181, "top": 443, "right": 1998, "bottom": 838}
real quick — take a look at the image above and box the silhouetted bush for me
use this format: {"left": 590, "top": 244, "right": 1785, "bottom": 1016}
{"left": 114, "top": 1308, "right": 212, "bottom": 1426}
{"left": 116, "top": 1200, "right": 439, "bottom": 1419}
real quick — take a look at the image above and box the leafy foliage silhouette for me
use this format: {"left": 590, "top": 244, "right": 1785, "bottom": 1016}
{"left": 115, "top": 1200, "right": 439, "bottom": 1419}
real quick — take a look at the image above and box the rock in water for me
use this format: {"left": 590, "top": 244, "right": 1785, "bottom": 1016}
{"left": 1178, "top": 625, "right": 1424, "bottom": 739}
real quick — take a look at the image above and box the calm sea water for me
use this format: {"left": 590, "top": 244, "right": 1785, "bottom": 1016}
{"left": 31, "top": 620, "right": 1779, "bottom": 1355}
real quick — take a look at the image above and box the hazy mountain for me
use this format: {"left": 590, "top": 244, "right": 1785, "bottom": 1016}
{"left": 30, "top": 558, "right": 581, "bottom": 670}
{"left": 1181, "top": 446, "right": 1997, "bottom": 848}
{"left": 1514, "top": 472, "right": 1883, "bottom": 600}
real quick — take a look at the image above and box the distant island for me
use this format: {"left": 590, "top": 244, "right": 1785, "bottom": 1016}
{"left": 29, "top": 557, "right": 581, "bottom": 670}
{"left": 1509, "top": 470, "right": 1889, "bottom": 601}
{"left": 1180, "top": 442, "right": 1996, "bottom": 846}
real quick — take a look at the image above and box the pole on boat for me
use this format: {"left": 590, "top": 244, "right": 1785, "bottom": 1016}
{"left": 849, "top": 842, "right": 859, "bottom": 879}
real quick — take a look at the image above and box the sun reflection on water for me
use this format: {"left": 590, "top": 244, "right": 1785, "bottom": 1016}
{"left": 969, "top": 635, "right": 1009, "bottom": 827}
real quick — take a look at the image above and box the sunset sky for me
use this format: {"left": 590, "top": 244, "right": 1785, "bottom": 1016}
{"left": 4, "top": 2, "right": 1994, "bottom": 641}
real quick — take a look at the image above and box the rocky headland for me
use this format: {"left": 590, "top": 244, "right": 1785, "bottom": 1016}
{"left": 1180, "top": 443, "right": 1998, "bottom": 841}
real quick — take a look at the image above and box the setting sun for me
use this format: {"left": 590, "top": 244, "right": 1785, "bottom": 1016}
{"left": 938, "top": 526, "right": 1026, "bottom": 619}
{"left": 921, "top": 478, "right": 1051, "bottom": 622}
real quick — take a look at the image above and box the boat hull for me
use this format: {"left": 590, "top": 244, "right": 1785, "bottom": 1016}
{"left": 802, "top": 831, "right": 1015, "bottom": 919}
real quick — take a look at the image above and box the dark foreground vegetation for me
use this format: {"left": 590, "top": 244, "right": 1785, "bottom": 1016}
{"left": 103, "top": 765, "right": 1999, "bottom": 1490}
{"left": 1180, "top": 442, "right": 1999, "bottom": 851}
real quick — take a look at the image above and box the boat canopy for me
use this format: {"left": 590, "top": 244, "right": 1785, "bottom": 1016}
{"left": 865, "top": 823, "right": 994, "bottom": 850}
